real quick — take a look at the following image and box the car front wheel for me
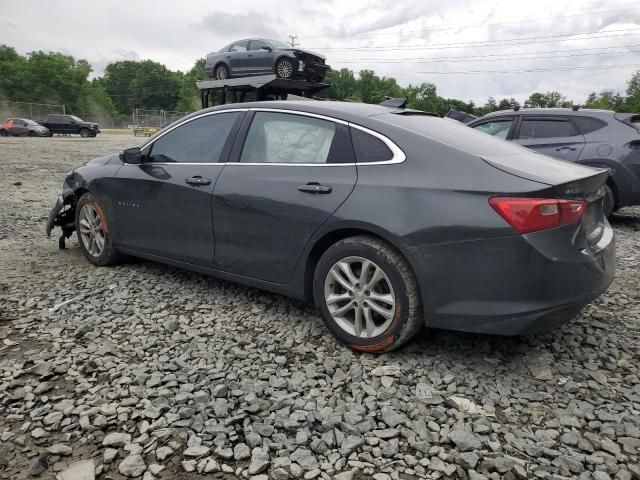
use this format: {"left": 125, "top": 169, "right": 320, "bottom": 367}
{"left": 275, "top": 58, "right": 295, "bottom": 79}
{"left": 75, "top": 193, "right": 121, "bottom": 266}
{"left": 313, "top": 235, "right": 422, "bottom": 352}
{"left": 79, "top": 128, "right": 91, "bottom": 138}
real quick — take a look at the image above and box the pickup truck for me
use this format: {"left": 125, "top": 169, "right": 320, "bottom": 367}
{"left": 38, "top": 114, "right": 100, "bottom": 137}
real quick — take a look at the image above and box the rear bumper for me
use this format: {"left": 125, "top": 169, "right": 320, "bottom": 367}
{"left": 415, "top": 223, "right": 616, "bottom": 335}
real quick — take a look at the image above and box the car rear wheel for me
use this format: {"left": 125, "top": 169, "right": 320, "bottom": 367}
{"left": 79, "top": 128, "right": 91, "bottom": 138}
{"left": 275, "top": 58, "right": 294, "bottom": 79}
{"left": 215, "top": 64, "right": 229, "bottom": 80}
{"left": 0, "top": 129, "right": 8, "bottom": 137}
{"left": 76, "top": 193, "right": 121, "bottom": 266}
{"left": 313, "top": 235, "right": 422, "bottom": 353}
{"left": 603, "top": 183, "right": 616, "bottom": 218}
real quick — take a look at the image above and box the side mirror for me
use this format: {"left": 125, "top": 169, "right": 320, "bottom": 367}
{"left": 120, "top": 147, "right": 142, "bottom": 164}
{"left": 260, "top": 45, "right": 273, "bottom": 52}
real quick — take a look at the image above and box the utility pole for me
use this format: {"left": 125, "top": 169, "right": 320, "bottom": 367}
{"left": 288, "top": 35, "right": 299, "bottom": 48}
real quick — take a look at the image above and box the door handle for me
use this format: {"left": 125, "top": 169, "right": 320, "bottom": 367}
{"left": 555, "top": 146, "right": 576, "bottom": 151}
{"left": 297, "top": 182, "right": 332, "bottom": 194}
{"left": 186, "top": 176, "right": 211, "bottom": 186}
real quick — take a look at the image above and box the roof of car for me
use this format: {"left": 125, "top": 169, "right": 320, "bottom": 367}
{"left": 481, "top": 107, "right": 614, "bottom": 118}
{"left": 200, "top": 100, "right": 409, "bottom": 121}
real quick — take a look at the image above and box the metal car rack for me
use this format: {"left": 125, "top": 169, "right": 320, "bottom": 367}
{"left": 196, "top": 74, "right": 330, "bottom": 108}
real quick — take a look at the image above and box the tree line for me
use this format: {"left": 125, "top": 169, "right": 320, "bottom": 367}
{"left": 1, "top": 45, "right": 639, "bottom": 121}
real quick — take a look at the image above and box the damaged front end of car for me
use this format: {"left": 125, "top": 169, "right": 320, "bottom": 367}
{"left": 45, "top": 172, "right": 82, "bottom": 249}
{"left": 291, "top": 49, "right": 330, "bottom": 82}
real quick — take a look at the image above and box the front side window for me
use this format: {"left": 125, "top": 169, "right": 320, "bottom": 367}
{"left": 229, "top": 41, "right": 249, "bottom": 53}
{"left": 249, "top": 40, "right": 271, "bottom": 51}
{"left": 148, "top": 112, "right": 240, "bottom": 163}
{"left": 240, "top": 112, "right": 337, "bottom": 164}
{"left": 518, "top": 118, "right": 577, "bottom": 139}
{"left": 473, "top": 119, "right": 513, "bottom": 139}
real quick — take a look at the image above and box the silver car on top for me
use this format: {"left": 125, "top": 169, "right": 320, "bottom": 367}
{"left": 204, "top": 38, "right": 330, "bottom": 82}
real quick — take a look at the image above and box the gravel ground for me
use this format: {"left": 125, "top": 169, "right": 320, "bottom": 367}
{"left": 0, "top": 134, "right": 639, "bottom": 480}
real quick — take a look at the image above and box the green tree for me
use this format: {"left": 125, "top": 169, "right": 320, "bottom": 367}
{"left": 103, "top": 60, "right": 181, "bottom": 115}
{"left": 625, "top": 71, "right": 640, "bottom": 112}
{"left": 326, "top": 68, "right": 359, "bottom": 101}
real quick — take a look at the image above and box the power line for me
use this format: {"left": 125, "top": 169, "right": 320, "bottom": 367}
{"left": 305, "top": 28, "right": 640, "bottom": 51}
{"left": 331, "top": 48, "right": 640, "bottom": 64}
{"left": 300, "top": 5, "right": 640, "bottom": 39}
{"left": 406, "top": 63, "right": 640, "bottom": 75}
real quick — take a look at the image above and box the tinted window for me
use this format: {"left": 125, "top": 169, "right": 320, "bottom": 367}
{"left": 229, "top": 41, "right": 249, "bottom": 52}
{"left": 473, "top": 119, "right": 513, "bottom": 139}
{"left": 241, "top": 112, "right": 337, "bottom": 164}
{"left": 149, "top": 112, "right": 240, "bottom": 163}
{"left": 351, "top": 127, "right": 393, "bottom": 163}
{"left": 519, "top": 118, "right": 577, "bottom": 139}
{"left": 573, "top": 116, "right": 607, "bottom": 135}
{"left": 249, "top": 40, "right": 270, "bottom": 51}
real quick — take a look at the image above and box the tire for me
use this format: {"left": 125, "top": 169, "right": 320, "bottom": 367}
{"left": 75, "top": 193, "right": 121, "bottom": 266}
{"left": 275, "top": 58, "right": 295, "bottom": 79}
{"left": 215, "top": 64, "right": 229, "bottom": 80}
{"left": 0, "top": 129, "right": 8, "bottom": 137}
{"left": 79, "top": 128, "right": 91, "bottom": 138}
{"left": 313, "top": 235, "right": 422, "bottom": 353}
{"left": 28, "top": 131, "right": 36, "bottom": 137}
{"left": 603, "top": 183, "right": 616, "bottom": 218}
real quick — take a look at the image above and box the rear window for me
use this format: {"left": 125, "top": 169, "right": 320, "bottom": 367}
{"left": 573, "top": 116, "right": 607, "bottom": 134}
{"left": 518, "top": 118, "right": 578, "bottom": 139}
{"left": 375, "top": 113, "right": 532, "bottom": 158}
{"left": 351, "top": 127, "right": 393, "bottom": 163}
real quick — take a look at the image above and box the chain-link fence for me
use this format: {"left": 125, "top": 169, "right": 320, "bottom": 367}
{"left": 131, "top": 108, "right": 192, "bottom": 136}
{"left": 0, "top": 101, "right": 65, "bottom": 122}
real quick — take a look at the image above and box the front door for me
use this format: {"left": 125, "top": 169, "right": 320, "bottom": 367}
{"left": 247, "top": 40, "right": 275, "bottom": 73}
{"left": 513, "top": 116, "right": 585, "bottom": 162}
{"left": 212, "top": 111, "right": 357, "bottom": 283}
{"left": 111, "top": 111, "right": 243, "bottom": 264}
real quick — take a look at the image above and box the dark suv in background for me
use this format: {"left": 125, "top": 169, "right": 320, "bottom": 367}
{"left": 37, "top": 114, "right": 100, "bottom": 138}
{"left": 469, "top": 108, "right": 640, "bottom": 216}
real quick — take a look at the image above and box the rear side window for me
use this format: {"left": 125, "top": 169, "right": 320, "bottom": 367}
{"left": 351, "top": 127, "right": 393, "bottom": 163}
{"left": 573, "top": 117, "right": 607, "bottom": 134}
{"left": 241, "top": 112, "right": 337, "bottom": 164}
{"left": 149, "top": 112, "right": 240, "bottom": 163}
{"left": 518, "top": 118, "right": 578, "bottom": 139}
{"left": 472, "top": 118, "right": 513, "bottom": 139}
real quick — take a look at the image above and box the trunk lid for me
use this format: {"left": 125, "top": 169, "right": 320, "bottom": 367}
{"left": 482, "top": 152, "right": 609, "bottom": 248}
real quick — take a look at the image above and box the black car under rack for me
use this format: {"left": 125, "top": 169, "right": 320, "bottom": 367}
{"left": 197, "top": 75, "right": 330, "bottom": 108}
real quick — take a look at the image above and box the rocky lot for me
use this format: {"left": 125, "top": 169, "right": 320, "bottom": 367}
{"left": 0, "top": 134, "right": 639, "bottom": 480}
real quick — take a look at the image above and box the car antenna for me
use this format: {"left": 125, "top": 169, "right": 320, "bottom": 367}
{"left": 380, "top": 97, "right": 407, "bottom": 108}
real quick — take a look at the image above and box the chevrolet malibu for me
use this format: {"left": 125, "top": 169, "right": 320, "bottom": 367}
{"left": 46, "top": 101, "right": 615, "bottom": 352}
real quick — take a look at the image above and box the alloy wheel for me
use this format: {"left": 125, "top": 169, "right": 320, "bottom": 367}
{"left": 277, "top": 60, "right": 293, "bottom": 78}
{"left": 78, "top": 204, "right": 105, "bottom": 257}
{"left": 216, "top": 66, "right": 228, "bottom": 80}
{"left": 323, "top": 256, "right": 396, "bottom": 338}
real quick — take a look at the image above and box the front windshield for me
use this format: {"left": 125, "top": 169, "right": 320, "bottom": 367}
{"left": 267, "top": 39, "right": 289, "bottom": 49}
{"left": 70, "top": 115, "right": 83, "bottom": 122}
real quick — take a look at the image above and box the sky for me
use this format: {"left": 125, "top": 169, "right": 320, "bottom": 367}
{"left": 1, "top": 0, "right": 639, "bottom": 105}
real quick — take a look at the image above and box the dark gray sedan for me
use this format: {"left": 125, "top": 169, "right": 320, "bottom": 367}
{"left": 204, "top": 38, "right": 329, "bottom": 82}
{"left": 46, "top": 101, "right": 615, "bottom": 352}
{"left": 0, "top": 118, "right": 49, "bottom": 137}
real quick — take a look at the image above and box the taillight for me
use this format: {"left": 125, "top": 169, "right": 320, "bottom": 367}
{"left": 489, "top": 197, "right": 586, "bottom": 234}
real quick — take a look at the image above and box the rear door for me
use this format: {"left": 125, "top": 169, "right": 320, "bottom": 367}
{"left": 11, "top": 119, "right": 29, "bottom": 136}
{"left": 112, "top": 110, "right": 244, "bottom": 264}
{"left": 212, "top": 110, "right": 357, "bottom": 283}
{"left": 512, "top": 115, "right": 585, "bottom": 162}
{"left": 227, "top": 40, "right": 250, "bottom": 76}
